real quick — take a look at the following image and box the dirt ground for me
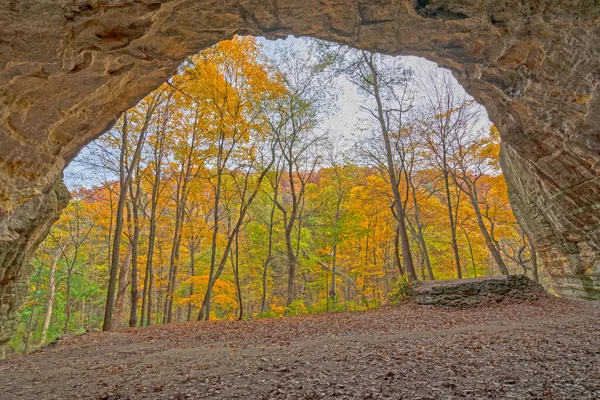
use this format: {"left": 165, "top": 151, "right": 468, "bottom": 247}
{"left": 1, "top": 297, "right": 599, "bottom": 399}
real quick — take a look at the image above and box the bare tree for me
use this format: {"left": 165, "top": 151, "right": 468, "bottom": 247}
{"left": 269, "top": 44, "right": 336, "bottom": 305}
{"left": 417, "top": 67, "right": 475, "bottom": 279}
{"left": 128, "top": 161, "right": 144, "bottom": 327}
{"left": 336, "top": 48, "right": 418, "bottom": 281}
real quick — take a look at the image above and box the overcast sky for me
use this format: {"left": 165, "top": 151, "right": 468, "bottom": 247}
{"left": 259, "top": 36, "right": 491, "bottom": 151}
{"left": 259, "top": 37, "right": 448, "bottom": 148}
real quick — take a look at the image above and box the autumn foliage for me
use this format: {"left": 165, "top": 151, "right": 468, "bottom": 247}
{"left": 8, "top": 37, "right": 541, "bottom": 354}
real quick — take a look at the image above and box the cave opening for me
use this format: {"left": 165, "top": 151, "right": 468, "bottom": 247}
{"left": 3, "top": 36, "right": 545, "bottom": 354}
{"left": 1, "top": 1, "right": 599, "bottom": 357}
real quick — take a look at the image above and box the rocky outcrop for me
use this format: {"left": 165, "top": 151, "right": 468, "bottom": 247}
{"left": 412, "top": 275, "right": 546, "bottom": 307}
{"left": 501, "top": 144, "right": 600, "bottom": 300}
{"left": 0, "top": 177, "right": 69, "bottom": 345}
{"left": 0, "top": 0, "right": 599, "bottom": 342}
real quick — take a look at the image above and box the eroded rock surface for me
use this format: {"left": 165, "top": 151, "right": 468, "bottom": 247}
{"left": 0, "top": 0, "right": 599, "bottom": 344}
{"left": 0, "top": 177, "right": 69, "bottom": 345}
{"left": 412, "top": 275, "right": 546, "bottom": 307}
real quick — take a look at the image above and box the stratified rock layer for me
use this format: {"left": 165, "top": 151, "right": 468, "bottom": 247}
{"left": 0, "top": 178, "right": 69, "bottom": 345}
{"left": 412, "top": 275, "right": 546, "bottom": 307}
{"left": 0, "top": 0, "right": 599, "bottom": 344}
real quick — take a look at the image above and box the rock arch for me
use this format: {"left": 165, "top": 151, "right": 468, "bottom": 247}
{"left": 1, "top": 0, "right": 599, "bottom": 344}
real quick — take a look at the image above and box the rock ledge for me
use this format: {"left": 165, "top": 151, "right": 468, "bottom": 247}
{"left": 412, "top": 275, "right": 546, "bottom": 307}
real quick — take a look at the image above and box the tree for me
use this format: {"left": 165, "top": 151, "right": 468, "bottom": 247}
{"left": 334, "top": 48, "right": 417, "bottom": 281}
{"left": 40, "top": 249, "right": 60, "bottom": 345}
{"left": 192, "top": 36, "right": 284, "bottom": 320}
{"left": 141, "top": 89, "right": 173, "bottom": 326}
{"left": 451, "top": 125, "right": 509, "bottom": 275}
{"left": 53, "top": 199, "right": 95, "bottom": 334}
{"left": 128, "top": 161, "right": 143, "bottom": 327}
{"left": 103, "top": 92, "right": 160, "bottom": 331}
{"left": 417, "top": 67, "right": 474, "bottom": 279}
{"left": 269, "top": 43, "right": 335, "bottom": 306}
{"left": 402, "top": 125, "right": 435, "bottom": 280}
{"left": 259, "top": 160, "right": 283, "bottom": 313}
{"left": 162, "top": 103, "right": 204, "bottom": 323}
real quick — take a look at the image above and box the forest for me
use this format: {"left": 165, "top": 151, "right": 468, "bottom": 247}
{"left": 7, "top": 36, "right": 543, "bottom": 354}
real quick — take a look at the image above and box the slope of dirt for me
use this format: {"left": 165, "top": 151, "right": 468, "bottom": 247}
{"left": 1, "top": 298, "right": 599, "bottom": 399}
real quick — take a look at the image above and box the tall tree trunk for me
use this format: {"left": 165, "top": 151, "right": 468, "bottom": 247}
{"left": 329, "top": 198, "right": 341, "bottom": 304}
{"left": 103, "top": 114, "right": 130, "bottom": 331}
{"left": 142, "top": 147, "right": 163, "bottom": 326}
{"left": 464, "top": 229, "right": 477, "bottom": 278}
{"left": 363, "top": 52, "right": 416, "bottom": 281}
{"left": 277, "top": 164, "right": 300, "bottom": 307}
{"left": 164, "top": 132, "right": 196, "bottom": 323}
{"left": 284, "top": 217, "right": 297, "bottom": 306}
{"left": 41, "top": 250, "right": 60, "bottom": 344}
{"left": 261, "top": 166, "right": 281, "bottom": 314}
{"left": 64, "top": 268, "right": 72, "bottom": 334}
{"left": 443, "top": 170, "right": 462, "bottom": 279}
{"left": 140, "top": 260, "right": 149, "bottom": 325}
{"left": 186, "top": 240, "right": 196, "bottom": 322}
{"left": 164, "top": 173, "right": 182, "bottom": 323}
{"left": 105, "top": 192, "right": 114, "bottom": 318}
{"left": 142, "top": 95, "right": 170, "bottom": 326}
{"left": 409, "top": 182, "right": 434, "bottom": 280}
{"left": 260, "top": 194, "right": 277, "bottom": 314}
{"left": 163, "top": 176, "right": 183, "bottom": 324}
{"left": 198, "top": 165, "right": 223, "bottom": 321}
{"left": 115, "top": 229, "right": 132, "bottom": 320}
{"left": 273, "top": 137, "right": 310, "bottom": 307}
{"left": 129, "top": 176, "right": 142, "bottom": 327}
{"left": 392, "top": 225, "right": 405, "bottom": 276}
{"left": 232, "top": 231, "right": 243, "bottom": 320}
{"left": 468, "top": 188, "right": 509, "bottom": 275}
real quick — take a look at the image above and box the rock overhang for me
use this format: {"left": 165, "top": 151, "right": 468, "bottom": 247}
{"left": 0, "top": 0, "right": 599, "bottom": 347}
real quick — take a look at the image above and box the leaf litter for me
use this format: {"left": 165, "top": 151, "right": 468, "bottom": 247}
{"left": 0, "top": 297, "right": 598, "bottom": 399}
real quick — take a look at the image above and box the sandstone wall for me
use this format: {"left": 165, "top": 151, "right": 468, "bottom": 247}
{"left": 0, "top": 178, "right": 69, "bottom": 345}
{"left": 0, "top": 0, "right": 599, "bottom": 344}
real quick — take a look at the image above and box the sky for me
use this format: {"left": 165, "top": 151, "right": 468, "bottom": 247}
{"left": 258, "top": 37, "right": 451, "bottom": 148}
{"left": 64, "top": 36, "right": 491, "bottom": 189}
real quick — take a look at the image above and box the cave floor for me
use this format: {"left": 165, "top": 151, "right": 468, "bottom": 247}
{"left": 1, "top": 297, "right": 598, "bottom": 399}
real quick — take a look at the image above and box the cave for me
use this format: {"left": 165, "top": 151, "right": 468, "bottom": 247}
{"left": 1, "top": 0, "right": 599, "bottom": 346}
